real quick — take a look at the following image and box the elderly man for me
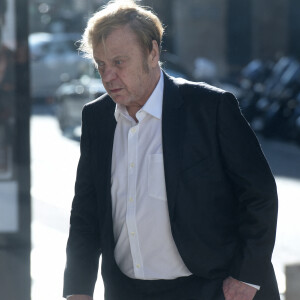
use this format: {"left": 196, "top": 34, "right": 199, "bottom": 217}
{"left": 63, "top": 1, "right": 280, "bottom": 299}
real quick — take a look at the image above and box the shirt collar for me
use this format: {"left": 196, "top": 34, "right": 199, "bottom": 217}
{"left": 114, "top": 70, "right": 164, "bottom": 122}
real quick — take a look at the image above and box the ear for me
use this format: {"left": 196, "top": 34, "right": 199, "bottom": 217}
{"left": 149, "top": 40, "right": 160, "bottom": 67}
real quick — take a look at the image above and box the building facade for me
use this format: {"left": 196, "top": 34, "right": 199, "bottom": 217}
{"left": 143, "top": 0, "right": 298, "bottom": 78}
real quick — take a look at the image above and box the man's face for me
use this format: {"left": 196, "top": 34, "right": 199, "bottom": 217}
{"left": 93, "top": 25, "right": 160, "bottom": 110}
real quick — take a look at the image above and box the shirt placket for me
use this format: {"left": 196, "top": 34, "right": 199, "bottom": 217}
{"left": 126, "top": 122, "right": 144, "bottom": 278}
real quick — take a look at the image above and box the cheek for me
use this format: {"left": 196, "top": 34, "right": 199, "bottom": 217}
{"left": 118, "top": 66, "right": 147, "bottom": 95}
{"left": 103, "top": 83, "right": 109, "bottom": 93}
{"left": 120, "top": 73, "right": 137, "bottom": 90}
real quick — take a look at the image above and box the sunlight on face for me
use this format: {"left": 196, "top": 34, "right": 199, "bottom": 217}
{"left": 93, "top": 25, "right": 160, "bottom": 115}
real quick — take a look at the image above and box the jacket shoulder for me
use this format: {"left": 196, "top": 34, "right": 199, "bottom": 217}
{"left": 165, "top": 75, "right": 239, "bottom": 116}
{"left": 173, "top": 77, "right": 227, "bottom": 98}
{"left": 83, "top": 93, "right": 115, "bottom": 116}
{"left": 84, "top": 93, "right": 114, "bottom": 109}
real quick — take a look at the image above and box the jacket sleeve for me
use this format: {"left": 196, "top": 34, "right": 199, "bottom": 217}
{"left": 63, "top": 106, "right": 101, "bottom": 298}
{"left": 217, "top": 92, "right": 278, "bottom": 286}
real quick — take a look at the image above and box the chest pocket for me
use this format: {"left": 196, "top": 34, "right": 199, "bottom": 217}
{"left": 148, "top": 154, "right": 167, "bottom": 201}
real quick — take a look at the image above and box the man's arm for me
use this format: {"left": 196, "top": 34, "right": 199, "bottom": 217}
{"left": 217, "top": 92, "right": 278, "bottom": 287}
{"left": 63, "top": 106, "right": 101, "bottom": 298}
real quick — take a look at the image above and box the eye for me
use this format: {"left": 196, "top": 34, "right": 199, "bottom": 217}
{"left": 95, "top": 60, "right": 104, "bottom": 68}
{"left": 95, "top": 62, "right": 105, "bottom": 73}
{"left": 115, "top": 60, "right": 123, "bottom": 66}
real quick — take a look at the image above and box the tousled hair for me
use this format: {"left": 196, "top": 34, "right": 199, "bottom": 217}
{"left": 79, "top": 0, "right": 164, "bottom": 59}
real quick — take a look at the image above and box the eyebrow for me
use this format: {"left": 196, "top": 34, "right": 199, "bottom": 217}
{"left": 94, "top": 55, "right": 130, "bottom": 64}
{"left": 113, "top": 55, "right": 130, "bottom": 61}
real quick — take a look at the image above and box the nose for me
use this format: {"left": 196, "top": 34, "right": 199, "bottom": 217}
{"left": 101, "top": 66, "right": 117, "bottom": 84}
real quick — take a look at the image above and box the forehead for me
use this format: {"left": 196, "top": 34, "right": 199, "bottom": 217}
{"left": 93, "top": 25, "right": 142, "bottom": 60}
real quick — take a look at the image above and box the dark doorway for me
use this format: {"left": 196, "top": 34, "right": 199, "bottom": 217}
{"left": 289, "top": 0, "right": 300, "bottom": 59}
{"left": 226, "top": 0, "right": 252, "bottom": 76}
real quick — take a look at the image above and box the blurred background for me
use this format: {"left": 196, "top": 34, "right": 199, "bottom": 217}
{"left": 0, "top": 0, "right": 300, "bottom": 299}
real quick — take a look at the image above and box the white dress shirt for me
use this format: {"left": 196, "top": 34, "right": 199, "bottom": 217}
{"left": 111, "top": 71, "right": 192, "bottom": 279}
{"left": 110, "top": 71, "right": 260, "bottom": 290}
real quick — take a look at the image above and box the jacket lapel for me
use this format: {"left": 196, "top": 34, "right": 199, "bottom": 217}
{"left": 102, "top": 98, "right": 116, "bottom": 200}
{"left": 95, "top": 98, "right": 117, "bottom": 249}
{"left": 162, "top": 73, "right": 184, "bottom": 221}
{"left": 93, "top": 98, "right": 116, "bottom": 182}
{"left": 100, "top": 75, "right": 184, "bottom": 223}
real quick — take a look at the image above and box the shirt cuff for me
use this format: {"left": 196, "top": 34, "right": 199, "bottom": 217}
{"left": 242, "top": 281, "right": 261, "bottom": 290}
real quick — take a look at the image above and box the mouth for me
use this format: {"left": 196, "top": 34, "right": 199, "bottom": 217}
{"left": 109, "top": 88, "right": 123, "bottom": 94}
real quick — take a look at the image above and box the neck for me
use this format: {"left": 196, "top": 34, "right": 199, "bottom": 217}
{"left": 127, "top": 105, "right": 142, "bottom": 123}
{"left": 127, "top": 66, "right": 161, "bottom": 121}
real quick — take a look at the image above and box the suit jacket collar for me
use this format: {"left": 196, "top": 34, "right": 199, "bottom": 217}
{"left": 162, "top": 71, "right": 185, "bottom": 220}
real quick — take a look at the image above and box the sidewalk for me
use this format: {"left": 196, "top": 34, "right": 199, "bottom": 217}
{"left": 30, "top": 114, "right": 104, "bottom": 300}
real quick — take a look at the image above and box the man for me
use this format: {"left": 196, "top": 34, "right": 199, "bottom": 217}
{"left": 63, "top": 1, "right": 280, "bottom": 299}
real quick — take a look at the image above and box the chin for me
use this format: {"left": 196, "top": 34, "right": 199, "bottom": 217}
{"left": 111, "top": 95, "right": 129, "bottom": 105}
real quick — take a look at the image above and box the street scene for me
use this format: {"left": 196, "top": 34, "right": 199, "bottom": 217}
{"left": 30, "top": 107, "right": 300, "bottom": 300}
{"left": 1, "top": 0, "right": 300, "bottom": 299}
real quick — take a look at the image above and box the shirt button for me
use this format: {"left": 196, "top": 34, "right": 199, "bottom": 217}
{"left": 136, "top": 264, "right": 140, "bottom": 269}
{"left": 129, "top": 197, "right": 134, "bottom": 202}
{"left": 130, "top": 127, "right": 136, "bottom": 134}
{"left": 130, "top": 162, "right": 135, "bottom": 168}
{"left": 130, "top": 232, "right": 135, "bottom": 236}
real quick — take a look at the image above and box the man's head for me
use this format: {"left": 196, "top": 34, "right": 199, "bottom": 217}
{"left": 80, "top": 0, "right": 164, "bottom": 61}
{"left": 80, "top": 0, "right": 164, "bottom": 114}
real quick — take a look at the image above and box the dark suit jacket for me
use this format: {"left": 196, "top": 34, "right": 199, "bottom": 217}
{"left": 63, "top": 72, "right": 280, "bottom": 299}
